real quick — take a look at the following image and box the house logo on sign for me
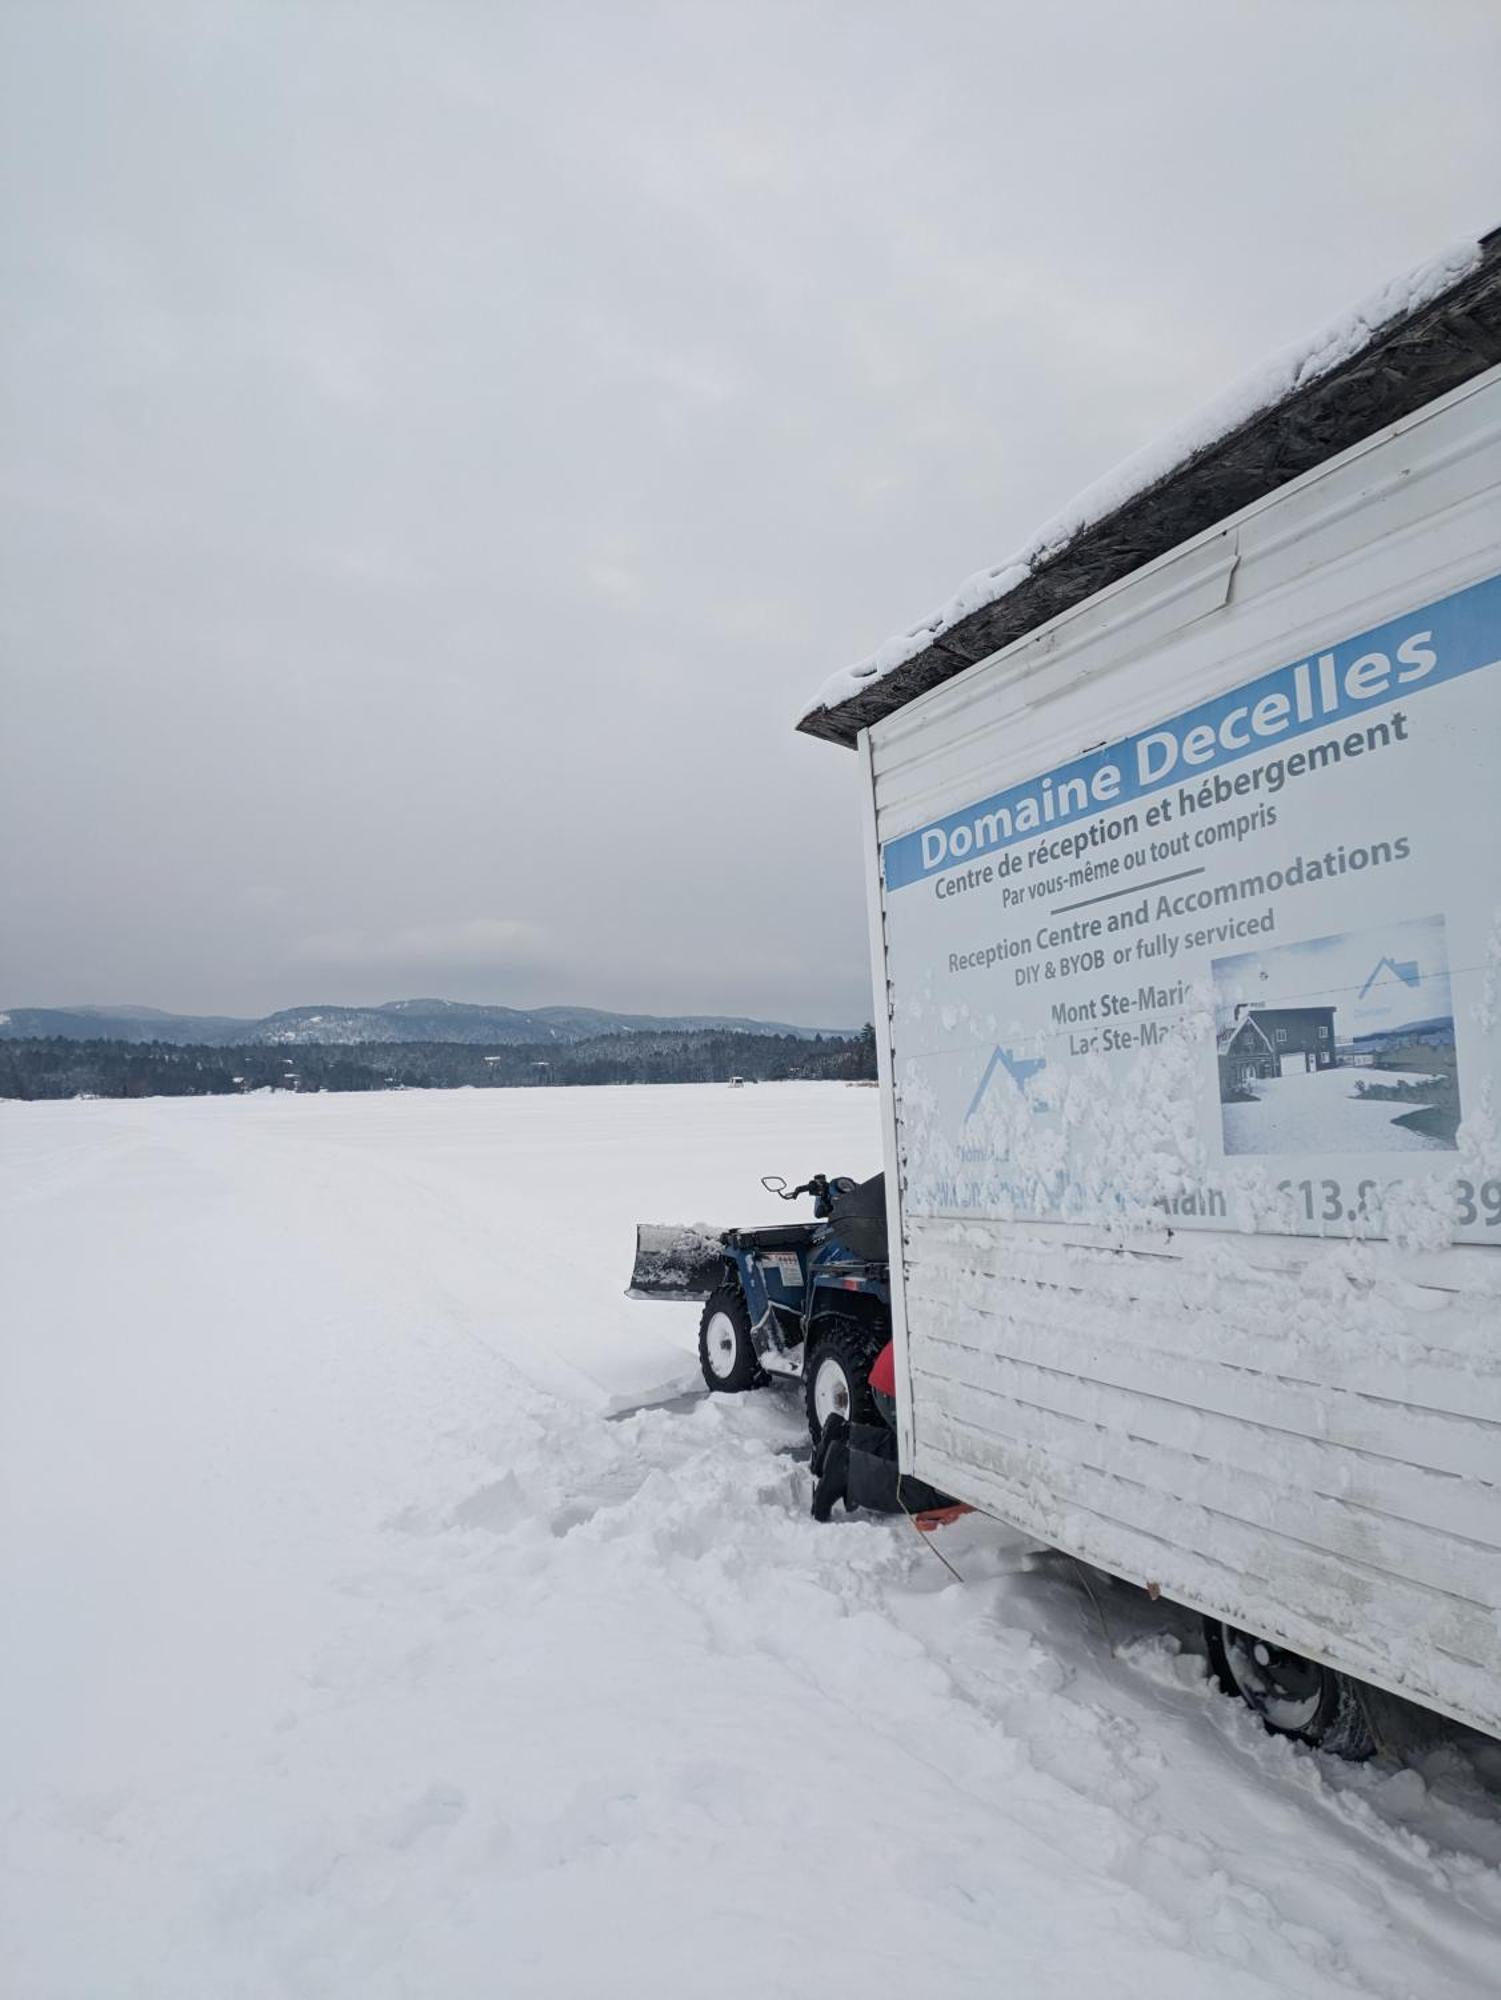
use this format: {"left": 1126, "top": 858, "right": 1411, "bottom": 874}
{"left": 1358, "top": 957, "right": 1421, "bottom": 999}
{"left": 964, "top": 1045, "right": 1046, "bottom": 1123}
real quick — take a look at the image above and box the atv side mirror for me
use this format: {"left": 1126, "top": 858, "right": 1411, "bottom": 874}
{"left": 760, "top": 1175, "right": 787, "bottom": 1195}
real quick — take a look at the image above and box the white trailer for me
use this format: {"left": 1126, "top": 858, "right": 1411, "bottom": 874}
{"left": 800, "top": 235, "right": 1501, "bottom": 1746}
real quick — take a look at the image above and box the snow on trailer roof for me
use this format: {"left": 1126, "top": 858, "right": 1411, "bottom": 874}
{"left": 799, "top": 229, "right": 1501, "bottom": 748}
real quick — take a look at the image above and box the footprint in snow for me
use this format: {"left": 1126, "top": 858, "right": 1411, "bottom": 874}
{"left": 385, "top": 1781, "right": 467, "bottom": 1850}
{"left": 450, "top": 1472, "right": 529, "bottom": 1532}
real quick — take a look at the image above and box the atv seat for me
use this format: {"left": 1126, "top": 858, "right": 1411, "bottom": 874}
{"left": 829, "top": 1174, "right": 887, "bottom": 1262}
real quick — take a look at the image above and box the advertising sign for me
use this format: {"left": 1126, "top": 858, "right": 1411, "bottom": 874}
{"left": 881, "top": 572, "right": 1501, "bottom": 1244}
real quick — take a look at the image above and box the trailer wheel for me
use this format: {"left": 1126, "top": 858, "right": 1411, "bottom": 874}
{"left": 803, "top": 1317, "right": 884, "bottom": 1443}
{"left": 697, "top": 1287, "right": 766, "bottom": 1393}
{"left": 1203, "top": 1618, "right": 1375, "bottom": 1760}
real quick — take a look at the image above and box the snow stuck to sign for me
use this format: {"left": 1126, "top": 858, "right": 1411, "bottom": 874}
{"left": 803, "top": 239, "right": 1483, "bottom": 725}
{"left": 5, "top": 1085, "right": 1501, "bottom": 1999}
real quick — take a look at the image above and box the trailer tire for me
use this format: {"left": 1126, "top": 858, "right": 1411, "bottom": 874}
{"left": 698, "top": 1287, "right": 766, "bottom": 1393}
{"left": 1203, "top": 1618, "right": 1376, "bottom": 1760}
{"left": 804, "top": 1317, "right": 884, "bottom": 1443}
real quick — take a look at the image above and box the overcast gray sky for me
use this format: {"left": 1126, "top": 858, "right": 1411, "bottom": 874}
{"left": 3, "top": 1, "right": 1497, "bottom": 1027}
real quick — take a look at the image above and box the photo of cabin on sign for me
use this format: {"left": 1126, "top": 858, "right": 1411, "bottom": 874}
{"left": 1213, "top": 913, "right": 1459, "bottom": 1154}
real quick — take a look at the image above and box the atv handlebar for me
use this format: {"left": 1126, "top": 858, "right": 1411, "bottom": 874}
{"left": 761, "top": 1172, "right": 856, "bottom": 1219}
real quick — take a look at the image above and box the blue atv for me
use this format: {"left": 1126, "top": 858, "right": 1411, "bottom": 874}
{"left": 627, "top": 1172, "right": 891, "bottom": 1440}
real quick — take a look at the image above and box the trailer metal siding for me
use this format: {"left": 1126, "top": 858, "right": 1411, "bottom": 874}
{"left": 865, "top": 368, "right": 1501, "bottom": 1736}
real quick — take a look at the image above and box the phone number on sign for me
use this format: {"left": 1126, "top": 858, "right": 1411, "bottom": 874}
{"left": 1275, "top": 1176, "right": 1501, "bottom": 1227}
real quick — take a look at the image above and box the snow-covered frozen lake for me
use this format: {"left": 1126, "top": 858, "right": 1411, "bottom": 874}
{"left": 3, "top": 1083, "right": 1499, "bottom": 1998}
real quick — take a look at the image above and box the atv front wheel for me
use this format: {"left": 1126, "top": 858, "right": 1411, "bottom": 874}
{"left": 804, "top": 1318, "right": 884, "bottom": 1443}
{"left": 1203, "top": 1618, "right": 1375, "bottom": 1759}
{"left": 697, "top": 1287, "right": 766, "bottom": 1393}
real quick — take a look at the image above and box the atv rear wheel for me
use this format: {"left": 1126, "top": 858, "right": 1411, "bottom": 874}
{"left": 804, "top": 1317, "right": 884, "bottom": 1443}
{"left": 697, "top": 1286, "right": 766, "bottom": 1393}
{"left": 1203, "top": 1618, "right": 1375, "bottom": 1759}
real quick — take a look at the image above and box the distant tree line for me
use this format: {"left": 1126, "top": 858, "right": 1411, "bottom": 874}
{"left": 0, "top": 1026, "right": 877, "bottom": 1101}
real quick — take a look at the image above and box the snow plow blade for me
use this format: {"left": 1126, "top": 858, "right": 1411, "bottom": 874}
{"left": 626, "top": 1224, "right": 727, "bottom": 1302}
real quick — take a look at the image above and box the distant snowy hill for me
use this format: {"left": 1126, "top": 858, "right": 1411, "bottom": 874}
{"left": 0, "top": 998, "right": 854, "bottom": 1047}
{"left": 0, "top": 1006, "right": 250, "bottom": 1044}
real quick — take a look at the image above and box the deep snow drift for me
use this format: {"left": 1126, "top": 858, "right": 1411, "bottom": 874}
{"left": 3, "top": 1084, "right": 1499, "bottom": 1999}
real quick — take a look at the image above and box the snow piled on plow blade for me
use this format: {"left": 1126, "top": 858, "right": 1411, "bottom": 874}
{"left": 626, "top": 1221, "right": 728, "bottom": 1301}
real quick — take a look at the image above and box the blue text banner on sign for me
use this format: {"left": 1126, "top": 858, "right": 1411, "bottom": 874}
{"left": 882, "top": 572, "right": 1501, "bottom": 892}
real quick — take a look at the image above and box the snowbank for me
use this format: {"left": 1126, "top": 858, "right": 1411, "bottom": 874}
{"left": 803, "top": 239, "right": 1482, "bottom": 725}
{"left": 3, "top": 1087, "right": 1499, "bottom": 1997}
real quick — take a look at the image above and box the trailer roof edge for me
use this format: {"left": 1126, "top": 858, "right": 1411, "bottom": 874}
{"left": 799, "top": 228, "right": 1501, "bottom": 750}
